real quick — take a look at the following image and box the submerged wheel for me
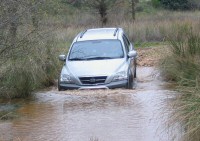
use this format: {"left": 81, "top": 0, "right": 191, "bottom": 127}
{"left": 132, "top": 61, "right": 137, "bottom": 89}
{"left": 133, "top": 66, "right": 137, "bottom": 78}
{"left": 134, "top": 60, "right": 137, "bottom": 78}
{"left": 126, "top": 70, "right": 133, "bottom": 89}
{"left": 58, "top": 77, "right": 62, "bottom": 91}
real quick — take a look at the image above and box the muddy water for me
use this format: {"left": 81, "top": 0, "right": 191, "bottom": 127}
{"left": 0, "top": 67, "right": 182, "bottom": 141}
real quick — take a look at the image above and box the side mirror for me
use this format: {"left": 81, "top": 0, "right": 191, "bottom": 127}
{"left": 128, "top": 50, "right": 137, "bottom": 58}
{"left": 59, "top": 55, "right": 66, "bottom": 61}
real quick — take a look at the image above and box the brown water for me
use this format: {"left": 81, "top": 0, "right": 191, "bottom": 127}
{"left": 0, "top": 67, "right": 182, "bottom": 141}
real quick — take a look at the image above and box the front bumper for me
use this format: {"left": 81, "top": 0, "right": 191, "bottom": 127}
{"left": 59, "top": 80, "right": 127, "bottom": 90}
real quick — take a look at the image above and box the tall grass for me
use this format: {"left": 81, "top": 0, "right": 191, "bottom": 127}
{"left": 55, "top": 10, "right": 200, "bottom": 44}
{"left": 159, "top": 24, "right": 200, "bottom": 141}
{"left": 0, "top": 31, "right": 60, "bottom": 98}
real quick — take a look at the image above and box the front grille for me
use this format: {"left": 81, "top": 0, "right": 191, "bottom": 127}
{"left": 79, "top": 76, "right": 107, "bottom": 85}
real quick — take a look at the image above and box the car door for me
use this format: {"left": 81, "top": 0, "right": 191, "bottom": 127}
{"left": 122, "top": 34, "right": 135, "bottom": 77}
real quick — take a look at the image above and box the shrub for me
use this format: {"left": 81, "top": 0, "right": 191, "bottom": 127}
{"left": 0, "top": 33, "right": 60, "bottom": 98}
{"left": 151, "top": 0, "right": 161, "bottom": 8}
{"left": 160, "top": 0, "right": 191, "bottom": 10}
{"left": 159, "top": 24, "right": 200, "bottom": 141}
{"left": 0, "top": 0, "right": 60, "bottom": 98}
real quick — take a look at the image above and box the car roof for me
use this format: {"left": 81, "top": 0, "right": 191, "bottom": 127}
{"left": 75, "top": 28, "right": 123, "bottom": 42}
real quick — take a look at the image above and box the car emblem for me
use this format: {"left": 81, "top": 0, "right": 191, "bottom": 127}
{"left": 90, "top": 78, "right": 96, "bottom": 83}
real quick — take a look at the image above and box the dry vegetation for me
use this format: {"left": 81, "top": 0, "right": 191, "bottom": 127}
{"left": 0, "top": 0, "right": 61, "bottom": 98}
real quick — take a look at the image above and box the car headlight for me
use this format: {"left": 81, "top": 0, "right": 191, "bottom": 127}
{"left": 60, "top": 74, "right": 74, "bottom": 84}
{"left": 112, "top": 71, "right": 128, "bottom": 81}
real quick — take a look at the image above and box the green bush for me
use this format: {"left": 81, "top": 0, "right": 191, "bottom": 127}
{"left": 160, "top": 0, "right": 191, "bottom": 10}
{"left": 151, "top": 0, "right": 161, "bottom": 8}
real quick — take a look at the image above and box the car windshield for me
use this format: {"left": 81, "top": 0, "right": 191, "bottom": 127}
{"left": 68, "top": 40, "right": 124, "bottom": 61}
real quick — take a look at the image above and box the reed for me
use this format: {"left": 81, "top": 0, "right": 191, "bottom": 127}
{"left": 159, "top": 24, "right": 200, "bottom": 141}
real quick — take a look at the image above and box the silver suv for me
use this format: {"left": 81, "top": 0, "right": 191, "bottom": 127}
{"left": 58, "top": 28, "right": 137, "bottom": 90}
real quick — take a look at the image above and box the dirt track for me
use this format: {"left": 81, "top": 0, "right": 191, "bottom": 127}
{"left": 137, "top": 46, "right": 168, "bottom": 67}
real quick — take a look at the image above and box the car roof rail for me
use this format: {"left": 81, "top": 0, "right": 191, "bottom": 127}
{"left": 80, "top": 30, "right": 87, "bottom": 38}
{"left": 113, "top": 28, "right": 119, "bottom": 36}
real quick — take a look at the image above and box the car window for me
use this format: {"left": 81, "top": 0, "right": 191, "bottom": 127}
{"left": 68, "top": 40, "right": 124, "bottom": 60}
{"left": 123, "top": 34, "right": 131, "bottom": 46}
{"left": 122, "top": 35, "right": 129, "bottom": 54}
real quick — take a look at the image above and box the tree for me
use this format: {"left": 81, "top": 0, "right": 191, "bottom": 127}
{"left": 130, "top": 0, "right": 139, "bottom": 22}
{"left": 83, "top": 0, "right": 117, "bottom": 26}
{"left": 124, "top": 0, "right": 138, "bottom": 22}
{"left": 131, "top": 0, "right": 135, "bottom": 21}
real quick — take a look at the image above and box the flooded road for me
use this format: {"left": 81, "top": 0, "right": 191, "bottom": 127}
{"left": 0, "top": 67, "right": 182, "bottom": 141}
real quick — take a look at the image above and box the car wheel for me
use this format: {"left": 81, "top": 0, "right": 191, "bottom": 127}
{"left": 58, "top": 78, "right": 62, "bottom": 91}
{"left": 132, "top": 61, "right": 137, "bottom": 89}
{"left": 126, "top": 70, "right": 133, "bottom": 89}
{"left": 134, "top": 60, "right": 137, "bottom": 78}
{"left": 134, "top": 68, "right": 136, "bottom": 78}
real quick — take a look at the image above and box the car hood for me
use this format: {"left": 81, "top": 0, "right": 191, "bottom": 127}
{"left": 66, "top": 59, "right": 126, "bottom": 77}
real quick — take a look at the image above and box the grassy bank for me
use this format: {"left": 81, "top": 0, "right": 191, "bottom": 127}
{"left": 0, "top": 28, "right": 61, "bottom": 98}
{"left": 0, "top": 1, "right": 67, "bottom": 98}
{"left": 159, "top": 24, "right": 200, "bottom": 141}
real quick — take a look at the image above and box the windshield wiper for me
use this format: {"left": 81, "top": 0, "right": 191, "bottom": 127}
{"left": 69, "top": 58, "right": 87, "bottom": 61}
{"left": 69, "top": 57, "right": 116, "bottom": 61}
{"left": 85, "top": 57, "right": 114, "bottom": 60}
